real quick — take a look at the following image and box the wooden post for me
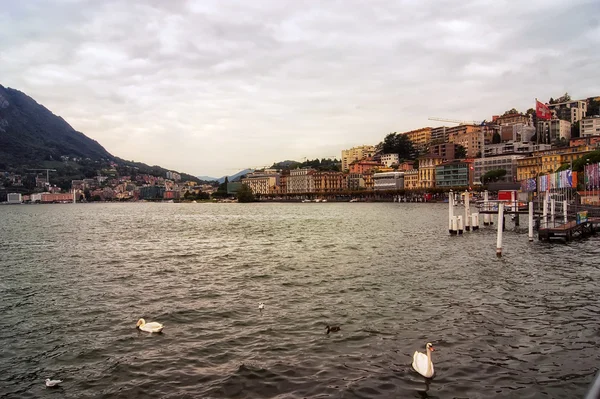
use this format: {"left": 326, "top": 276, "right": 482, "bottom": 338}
{"left": 528, "top": 201, "right": 534, "bottom": 242}
{"left": 496, "top": 202, "right": 504, "bottom": 258}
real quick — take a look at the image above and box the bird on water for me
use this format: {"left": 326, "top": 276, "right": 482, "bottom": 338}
{"left": 325, "top": 325, "right": 341, "bottom": 334}
{"left": 136, "top": 318, "right": 164, "bottom": 333}
{"left": 45, "top": 378, "right": 62, "bottom": 388}
{"left": 258, "top": 302, "right": 265, "bottom": 312}
{"left": 412, "top": 342, "right": 435, "bottom": 378}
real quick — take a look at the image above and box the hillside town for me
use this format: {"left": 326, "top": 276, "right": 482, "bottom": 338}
{"left": 2, "top": 94, "right": 600, "bottom": 204}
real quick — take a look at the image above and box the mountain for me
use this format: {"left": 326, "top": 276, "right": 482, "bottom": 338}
{"left": 217, "top": 169, "right": 253, "bottom": 184}
{"left": 197, "top": 175, "right": 218, "bottom": 181}
{"left": 0, "top": 84, "right": 201, "bottom": 185}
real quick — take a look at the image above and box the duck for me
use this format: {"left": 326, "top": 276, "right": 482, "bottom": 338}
{"left": 136, "top": 318, "right": 164, "bottom": 333}
{"left": 45, "top": 378, "right": 62, "bottom": 388}
{"left": 258, "top": 302, "right": 265, "bottom": 312}
{"left": 412, "top": 342, "right": 435, "bottom": 378}
{"left": 325, "top": 325, "right": 341, "bottom": 334}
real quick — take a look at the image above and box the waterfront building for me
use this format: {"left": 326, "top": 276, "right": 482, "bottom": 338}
{"left": 404, "top": 169, "right": 419, "bottom": 190}
{"left": 163, "top": 190, "right": 180, "bottom": 200}
{"left": 346, "top": 173, "right": 365, "bottom": 191}
{"left": 341, "top": 145, "right": 375, "bottom": 172}
{"left": 380, "top": 153, "right": 399, "bottom": 167}
{"left": 373, "top": 172, "right": 404, "bottom": 191}
{"left": 547, "top": 99, "right": 587, "bottom": 123}
{"left": 580, "top": 115, "right": 600, "bottom": 138}
{"left": 313, "top": 171, "right": 346, "bottom": 193}
{"left": 418, "top": 155, "right": 443, "bottom": 188}
{"left": 402, "top": 127, "right": 432, "bottom": 154}
{"left": 287, "top": 168, "right": 315, "bottom": 194}
{"left": 139, "top": 185, "right": 165, "bottom": 200}
{"left": 7, "top": 193, "right": 22, "bottom": 204}
{"left": 241, "top": 171, "right": 280, "bottom": 195}
{"left": 536, "top": 119, "right": 572, "bottom": 144}
{"left": 516, "top": 145, "right": 597, "bottom": 181}
{"left": 435, "top": 160, "right": 474, "bottom": 188}
{"left": 41, "top": 193, "right": 73, "bottom": 203}
{"left": 474, "top": 154, "right": 525, "bottom": 185}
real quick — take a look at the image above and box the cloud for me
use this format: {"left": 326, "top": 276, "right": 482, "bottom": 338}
{"left": 1, "top": 0, "right": 599, "bottom": 176}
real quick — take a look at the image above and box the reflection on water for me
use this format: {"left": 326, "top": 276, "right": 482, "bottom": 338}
{"left": 1, "top": 202, "right": 599, "bottom": 398}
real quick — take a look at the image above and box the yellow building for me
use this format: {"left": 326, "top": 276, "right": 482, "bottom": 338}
{"left": 516, "top": 145, "right": 596, "bottom": 181}
{"left": 404, "top": 169, "right": 419, "bottom": 190}
{"left": 241, "top": 172, "right": 280, "bottom": 195}
{"left": 313, "top": 171, "right": 346, "bottom": 192}
{"left": 341, "top": 145, "right": 375, "bottom": 172}
{"left": 403, "top": 127, "right": 432, "bottom": 154}
{"left": 418, "top": 156, "right": 443, "bottom": 188}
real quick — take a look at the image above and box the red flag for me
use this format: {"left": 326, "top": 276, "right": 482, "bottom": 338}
{"left": 536, "top": 100, "right": 551, "bottom": 120}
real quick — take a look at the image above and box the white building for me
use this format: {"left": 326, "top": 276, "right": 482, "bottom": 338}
{"left": 484, "top": 142, "right": 551, "bottom": 157}
{"left": 166, "top": 171, "right": 181, "bottom": 181}
{"left": 380, "top": 153, "right": 399, "bottom": 167}
{"left": 287, "top": 168, "right": 315, "bottom": 194}
{"left": 30, "top": 193, "right": 42, "bottom": 202}
{"left": 537, "top": 119, "right": 572, "bottom": 144}
{"left": 580, "top": 116, "right": 600, "bottom": 138}
{"left": 373, "top": 172, "right": 404, "bottom": 190}
{"left": 547, "top": 99, "right": 587, "bottom": 123}
{"left": 474, "top": 154, "right": 526, "bottom": 184}
{"left": 7, "top": 193, "right": 22, "bottom": 204}
{"left": 241, "top": 172, "right": 280, "bottom": 195}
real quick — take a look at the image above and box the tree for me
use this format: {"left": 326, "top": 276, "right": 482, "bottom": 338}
{"left": 236, "top": 184, "right": 255, "bottom": 203}
{"left": 549, "top": 97, "right": 555, "bottom": 104}
{"left": 455, "top": 145, "right": 467, "bottom": 159}
{"left": 503, "top": 108, "right": 520, "bottom": 116}
{"left": 572, "top": 150, "right": 600, "bottom": 172}
{"left": 492, "top": 132, "right": 502, "bottom": 144}
{"left": 482, "top": 169, "right": 507, "bottom": 184}
{"left": 525, "top": 108, "right": 535, "bottom": 115}
{"left": 413, "top": 159, "right": 419, "bottom": 169}
{"left": 588, "top": 97, "right": 600, "bottom": 116}
{"left": 377, "top": 132, "right": 416, "bottom": 160}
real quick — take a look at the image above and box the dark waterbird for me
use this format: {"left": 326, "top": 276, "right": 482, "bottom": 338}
{"left": 326, "top": 325, "right": 341, "bottom": 334}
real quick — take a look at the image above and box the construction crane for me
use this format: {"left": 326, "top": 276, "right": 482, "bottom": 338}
{"left": 428, "top": 117, "right": 486, "bottom": 125}
{"left": 27, "top": 169, "right": 57, "bottom": 185}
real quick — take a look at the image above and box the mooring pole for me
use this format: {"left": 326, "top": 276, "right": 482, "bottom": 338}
{"left": 496, "top": 202, "right": 504, "bottom": 257}
{"left": 483, "top": 190, "right": 489, "bottom": 225}
{"left": 465, "top": 190, "right": 471, "bottom": 231}
{"left": 528, "top": 201, "right": 534, "bottom": 242}
{"left": 458, "top": 215, "right": 463, "bottom": 235}
{"left": 563, "top": 200, "right": 568, "bottom": 224}
{"left": 449, "top": 190, "right": 454, "bottom": 234}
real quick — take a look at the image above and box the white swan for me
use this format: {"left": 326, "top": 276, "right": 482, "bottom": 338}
{"left": 412, "top": 342, "right": 435, "bottom": 378}
{"left": 258, "top": 303, "right": 265, "bottom": 312}
{"left": 45, "top": 378, "right": 62, "bottom": 387}
{"left": 136, "top": 318, "right": 164, "bottom": 333}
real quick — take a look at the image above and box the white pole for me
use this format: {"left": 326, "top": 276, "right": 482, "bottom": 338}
{"left": 73, "top": 189, "right": 76, "bottom": 204}
{"left": 458, "top": 215, "right": 463, "bottom": 235}
{"left": 551, "top": 198, "right": 555, "bottom": 224}
{"left": 510, "top": 190, "right": 516, "bottom": 213}
{"left": 483, "top": 190, "right": 489, "bottom": 225}
{"left": 496, "top": 202, "right": 504, "bottom": 257}
{"left": 452, "top": 216, "right": 458, "bottom": 235}
{"left": 528, "top": 201, "right": 534, "bottom": 242}
{"left": 563, "top": 200, "right": 568, "bottom": 224}
{"left": 448, "top": 191, "right": 454, "bottom": 234}
{"left": 465, "top": 190, "right": 470, "bottom": 231}
{"left": 542, "top": 195, "right": 548, "bottom": 228}
{"left": 471, "top": 213, "right": 479, "bottom": 230}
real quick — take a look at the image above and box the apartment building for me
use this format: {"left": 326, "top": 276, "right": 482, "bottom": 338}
{"left": 313, "top": 171, "right": 346, "bottom": 192}
{"left": 287, "top": 168, "right": 315, "bottom": 193}
{"left": 341, "top": 145, "right": 375, "bottom": 172}
{"left": 516, "top": 145, "right": 596, "bottom": 181}
{"left": 547, "top": 100, "right": 587, "bottom": 123}
{"left": 580, "top": 116, "right": 600, "bottom": 138}
{"left": 429, "top": 143, "right": 457, "bottom": 161}
{"left": 536, "top": 119, "right": 572, "bottom": 144}
{"left": 451, "top": 130, "right": 482, "bottom": 158}
{"left": 380, "top": 153, "right": 399, "bottom": 167}
{"left": 435, "top": 160, "right": 474, "bottom": 188}
{"left": 418, "top": 156, "right": 443, "bottom": 188}
{"left": 241, "top": 172, "right": 280, "bottom": 195}
{"left": 474, "top": 154, "right": 525, "bottom": 184}
{"left": 431, "top": 126, "right": 448, "bottom": 144}
{"left": 402, "top": 127, "right": 432, "bottom": 154}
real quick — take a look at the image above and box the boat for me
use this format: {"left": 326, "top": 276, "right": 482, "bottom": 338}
{"left": 349, "top": 198, "right": 359, "bottom": 203}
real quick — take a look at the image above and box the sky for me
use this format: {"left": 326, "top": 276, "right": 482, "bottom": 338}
{"left": 1, "top": 0, "right": 599, "bottom": 178}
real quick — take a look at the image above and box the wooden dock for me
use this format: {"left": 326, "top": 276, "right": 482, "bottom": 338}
{"left": 538, "top": 217, "right": 600, "bottom": 242}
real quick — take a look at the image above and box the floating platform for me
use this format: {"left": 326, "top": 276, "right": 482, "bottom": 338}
{"left": 538, "top": 218, "right": 600, "bottom": 242}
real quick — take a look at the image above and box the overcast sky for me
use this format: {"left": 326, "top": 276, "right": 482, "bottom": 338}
{"left": 1, "top": 0, "right": 599, "bottom": 177}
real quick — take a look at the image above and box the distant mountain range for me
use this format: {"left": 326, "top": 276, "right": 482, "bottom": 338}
{"left": 197, "top": 175, "right": 218, "bottom": 182}
{"left": 0, "top": 84, "right": 202, "bottom": 184}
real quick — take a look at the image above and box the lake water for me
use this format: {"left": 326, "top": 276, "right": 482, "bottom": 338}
{"left": 1, "top": 202, "right": 599, "bottom": 398}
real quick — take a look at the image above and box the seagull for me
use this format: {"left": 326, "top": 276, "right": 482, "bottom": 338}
{"left": 45, "top": 378, "right": 62, "bottom": 388}
{"left": 258, "top": 303, "right": 265, "bottom": 312}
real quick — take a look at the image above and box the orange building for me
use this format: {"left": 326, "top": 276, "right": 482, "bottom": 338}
{"left": 349, "top": 160, "right": 384, "bottom": 174}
